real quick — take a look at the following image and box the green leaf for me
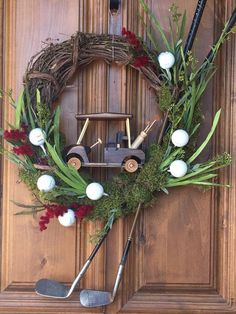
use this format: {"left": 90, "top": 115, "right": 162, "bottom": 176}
{"left": 139, "top": 14, "right": 159, "bottom": 51}
{"left": 24, "top": 86, "right": 37, "bottom": 129}
{"left": 53, "top": 106, "right": 61, "bottom": 155}
{"left": 166, "top": 173, "right": 218, "bottom": 187}
{"left": 139, "top": 0, "right": 171, "bottom": 50}
{"left": 187, "top": 109, "right": 221, "bottom": 164}
{"left": 56, "top": 186, "right": 82, "bottom": 194}
{"left": 178, "top": 11, "right": 186, "bottom": 39}
{"left": 15, "top": 90, "right": 24, "bottom": 128}
{"left": 167, "top": 164, "right": 214, "bottom": 183}
{"left": 54, "top": 169, "right": 85, "bottom": 194}
{"left": 161, "top": 187, "right": 169, "bottom": 194}
{"left": 195, "top": 70, "right": 216, "bottom": 103}
{"left": 14, "top": 208, "right": 44, "bottom": 215}
{"left": 11, "top": 200, "right": 43, "bottom": 208}
{"left": 36, "top": 89, "right": 41, "bottom": 104}
{"left": 186, "top": 80, "right": 196, "bottom": 131}
{"left": 0, "top": 147, "right": 29, "bottom": 168}
{"left": 192, "top": 182, "right": 231, "bottom": 187}
{"left": 160, "top": 147, "right": 183, "bottom": 170}
{"left": 190, "top": 123, "right": 200, "bottom": 137}
{"left": 27, "top": 101, "right": 36, "bottom": 130}
{"left": 46, "top": 141, "right": 87, "bottom": 189}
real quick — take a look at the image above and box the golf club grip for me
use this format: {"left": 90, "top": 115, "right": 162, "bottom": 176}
{"left": 120, "top": 239, "right": 132, "bottom": 265}
{"left": 226, "top": 8, "right": 236, "bottom": 33}
{"left": 184, "top": 0, "right": 207, "bottom": 55}
{"left": 89, "top": 232, "right": 109, "bottom": 260}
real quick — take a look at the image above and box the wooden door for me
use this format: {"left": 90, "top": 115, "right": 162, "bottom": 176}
{"left": 0, "top": 0, "right": 236, "bottom": 313}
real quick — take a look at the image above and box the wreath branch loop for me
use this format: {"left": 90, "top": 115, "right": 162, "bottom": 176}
{"left": 24, "top": 32, "right": 160, "bottom": 109}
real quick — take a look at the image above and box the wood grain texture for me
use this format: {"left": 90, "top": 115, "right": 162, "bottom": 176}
{"left": 0, "top": 0, "right": 235, "bottom": 313}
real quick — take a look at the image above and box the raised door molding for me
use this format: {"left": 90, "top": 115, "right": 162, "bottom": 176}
{"left": 0, "top": 1, "right": 235, "bottom": 313}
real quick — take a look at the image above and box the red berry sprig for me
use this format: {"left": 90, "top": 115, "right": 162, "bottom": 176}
{"left": 122, "top": 27, "right": 149, "bottom": 68}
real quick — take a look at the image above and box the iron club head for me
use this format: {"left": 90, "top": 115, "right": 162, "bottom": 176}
{"left": 35, "top": 279, "right": 70, "bottom": 298}
{"left": 79, "top": 205, "right": 142, "bottom": 308}
{"left": 80, "top": 289, "right": 112, "bottom": 307}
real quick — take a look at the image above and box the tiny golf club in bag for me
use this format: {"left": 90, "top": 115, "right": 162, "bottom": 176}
{"left": 80, "top": 203, "right": 142, "bottom": 307}
{"left": 35, "top": 231, "right": 108, "bottom": 298}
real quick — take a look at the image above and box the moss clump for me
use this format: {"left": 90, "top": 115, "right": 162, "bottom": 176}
{"left": 159, "top": 85, "right": 173, "bottom": 112}
{"left": 87, "top": 144, "right": 168, "bottom": 224}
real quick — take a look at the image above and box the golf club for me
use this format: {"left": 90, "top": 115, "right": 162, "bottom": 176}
{"left": 205, "top": 8, "right": 236, "bottom": 63}
{"left": 184, "top": 0, "right": 207, "bottom": 56}
{"left": 80, "top": 203, "right": 142, "bottom": 307}
{"left": 35, "top": 230, "right": 108, "bottom": 298}
{"left": 158, "top": 0, "right": 207, "bottom": 145}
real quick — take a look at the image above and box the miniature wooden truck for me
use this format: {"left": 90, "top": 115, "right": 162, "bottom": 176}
{"left": 64, "top": 112, "right": 155, "bottom": 173}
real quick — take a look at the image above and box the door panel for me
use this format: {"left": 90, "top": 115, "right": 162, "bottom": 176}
{"left": 0, "top": 0, "right": 236, "bottom": 313}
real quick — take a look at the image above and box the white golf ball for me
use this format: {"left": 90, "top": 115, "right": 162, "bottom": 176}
{"left": 29, "top": 128, "right": 45, "bottom": 146}
{"left": 169, "top": 160, "right": 188, "bottom": 178}
{"left": 171, "top": 129, "right": 189, "bottom": 147}
{"left": 86, "top": 182, "right": 104, "bottom": 200}
{"left": 58, "top": 209, "right": 76, "bottom": 227}
{"left": 37, "top": 174, "right": 55, "bottom": 192}
{"left": 158, "top": 51, "right": 175, "bottom": 69}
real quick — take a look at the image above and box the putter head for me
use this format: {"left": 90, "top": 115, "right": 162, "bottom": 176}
{"left": 35, "top": 279, "right": 69, "bottom": 298}
{"left": 80, "top": 289, "right": 112, "bottom": 307}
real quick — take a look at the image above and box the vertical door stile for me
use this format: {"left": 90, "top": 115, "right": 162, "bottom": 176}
{"left": 105, "top": 4, "right": 126, "bottom": 313}
{"left": 78, "top": 0, "right": 109, "bottom": 294}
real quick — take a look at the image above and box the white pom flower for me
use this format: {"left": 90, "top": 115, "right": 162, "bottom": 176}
{"left": 158, "top": 52, "right": 175, "bottom": 69}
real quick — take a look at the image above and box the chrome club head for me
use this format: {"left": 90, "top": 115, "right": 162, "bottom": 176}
{"left": 80, "top": 204, "right": 142, "bottom": 308}
{"left": 80, "top": 290, "right": 112, "bottom": 307}
{"left": 35, "top": 279, "right": 70, "bottom": 298}
{"left": 35, "top": 233, "right": 109, "bottom": 300}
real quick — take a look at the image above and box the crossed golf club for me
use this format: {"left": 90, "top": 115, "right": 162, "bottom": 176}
{"left": 35, "top": 203, "right": 142, "bottom": 307}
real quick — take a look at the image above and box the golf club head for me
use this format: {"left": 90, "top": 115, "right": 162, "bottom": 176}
{"left": 35, "top": 278, "right": 70, "bottom": 298}
{"left": 80, "top": 289, "right": 112, "bottom": 307}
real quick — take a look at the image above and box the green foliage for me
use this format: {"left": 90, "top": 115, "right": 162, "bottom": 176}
{"left": 18, "top": 168, "right": 41, "bottom": 191}
{"left": 139, "top": 0, "right": 171, "bottom": 50}
{"left": 187, "top": 110, "right": 221, "bottom": 164}
{"left": 15, "top": 91, "right": 24, "bottom": 128}
{"left": 159, "top": 85, "right": 173, "bottom": 112}
{"left": 85, "top": 144, "right": 168, "bottom": 227}
{"left": 0, "top": 1, "right": 233, "bottom": 238}
{"left": 46, "top": 141, "right": 87, "bottom": 194}
{"left": 36, "top": 89, "right": 51, "bottom": 129}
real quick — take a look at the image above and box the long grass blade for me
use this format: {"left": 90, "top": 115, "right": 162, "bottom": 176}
{"left": 15, "top": 90, "right": 24, "bottom": 128}
{"left": 54, "top": 169, "right": 85, "bottom": 194}
{"left": 46, "top": 141, "right": 87, "bottom": 188}
{"left": 187, "top": 109, "right": 221, "bottom": 164}
{"left": 14, "top": 208, "right": 45, "bottom": 215}
{"left": 139, "top": 0, "right": 171, "bottom": 50}
{"left": 11, "top": 200, "right": 43, "bottom": 208}
{"left": 53, "top": 106, "right": 61, "bottom": 155}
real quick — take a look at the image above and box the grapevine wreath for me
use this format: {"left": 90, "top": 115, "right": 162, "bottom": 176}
{"left": 1, "top": 2, "right": 235, "bottom": 239}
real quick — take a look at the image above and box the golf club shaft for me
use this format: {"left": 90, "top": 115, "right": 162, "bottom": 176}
{"left": 205, "top": 8, "right": 236, "bottom": 63}
{"left": 157, "top": 0, "right": 207, "bottom": 145}
{"left": 68, "top": 231, "right": 109, "bottom": 294}
{"left": 184, "top": 0, "right": 207, "bottom": 56}
{"left": 111, "top": 203, "right": 142, "bottom": 298}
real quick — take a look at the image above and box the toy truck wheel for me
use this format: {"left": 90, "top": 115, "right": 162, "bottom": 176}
{"left": 124, "top": 159, "right": 138, "bottom": 173}
{"left": 67, "top": 156, "right": 82, "bottom": 170}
